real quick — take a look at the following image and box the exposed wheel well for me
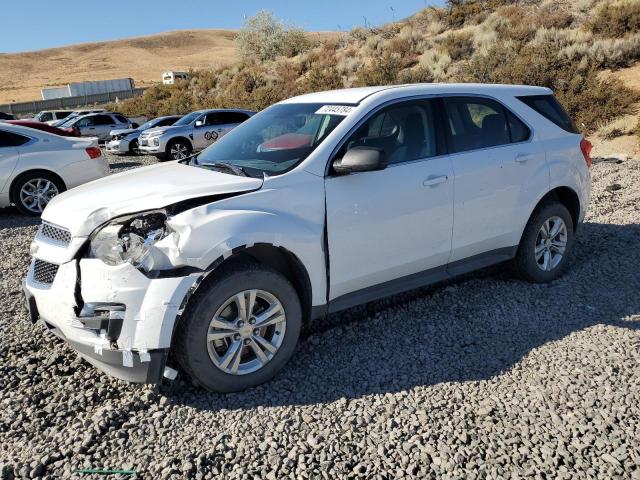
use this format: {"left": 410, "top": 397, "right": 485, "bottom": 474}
{"left": 237, "top": 245, "right": 313, "bottom": 325}
{"left": 9, "top": 169, "right": 67, "bottom": 204}
{"left": 537, "top": 187, "right": 581, "bottom": 230}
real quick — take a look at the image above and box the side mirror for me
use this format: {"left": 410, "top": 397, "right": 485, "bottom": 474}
{"left": 333, "top": 147, "right": 387, "bottom": 175}
{"left": 131, "top": 122, "right": 139, "bottom": 129}
{"left": 195, "top": 120, "right": 204, "bottom": 127}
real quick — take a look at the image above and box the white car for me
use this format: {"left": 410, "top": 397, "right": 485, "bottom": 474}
{"left": 23, "top": 84, "right": 591, "bottom": 391}
{"left": 0, "top": 123, "right": 109, "bottom": 215}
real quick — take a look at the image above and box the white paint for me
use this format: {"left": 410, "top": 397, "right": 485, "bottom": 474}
{"left": 25, "top": 83, "right": 590, "bottom": 383}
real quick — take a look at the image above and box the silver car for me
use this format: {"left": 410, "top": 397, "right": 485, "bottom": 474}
{"left": 106, "top": 115, "right": 182, "bottom": 155}
{"left": 58, "top": 112, "right": 132, "bottom": 142}
{"left": 138, "top": 109, "right": 254, "bottom": 160}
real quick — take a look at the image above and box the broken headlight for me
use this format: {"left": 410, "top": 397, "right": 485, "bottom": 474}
{"left": 88, "top": 210, "right": 170, "bottom": 270}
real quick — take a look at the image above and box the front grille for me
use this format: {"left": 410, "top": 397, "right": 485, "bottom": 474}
{"left": 32, "top": 259, "right": 59, "bottom": 285}
{"left": 38, "top": 222, "right": 71, "bottom": 246}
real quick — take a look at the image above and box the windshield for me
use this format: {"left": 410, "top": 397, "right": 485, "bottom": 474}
{"left": 196, "top": 103, "right": 348, "bottom": 175}
{"left": 59, "top": 116, "right": 78, "bottom": 127}
{"left": 173, "top": 112, "right": 200, "bottom": 126}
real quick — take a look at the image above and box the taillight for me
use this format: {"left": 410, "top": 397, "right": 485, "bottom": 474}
{"left": 86, "top": 147, "right": 102, "bottom": 159}
{"left": 580, "top": 138, "right": 593, "bottom": 168}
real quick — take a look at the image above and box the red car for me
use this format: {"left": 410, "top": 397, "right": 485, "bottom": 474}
{"left": 6, "top": 120, "right": 80, "bottom": 137}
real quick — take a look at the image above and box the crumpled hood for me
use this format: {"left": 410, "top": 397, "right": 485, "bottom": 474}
{"left": 110, "top": 128, "right": 138, "bottom": 137}
{"left": 42, "top": 161, "right": 263, "bottom": 237}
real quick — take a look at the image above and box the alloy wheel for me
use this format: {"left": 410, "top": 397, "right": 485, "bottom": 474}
{"left": 207, "top": 289, "right": 287, "bottom": 375}
{"left": 170, "top": 143, "right": 189, "bottom": 160}
{"left": 19, "top": 178, "right": 59, "bottom": 214}
{"left": 535, "top": 216, "right": 568, "bottom": 271}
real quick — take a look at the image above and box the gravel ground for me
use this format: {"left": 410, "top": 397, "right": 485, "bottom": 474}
{"left": 0, "top": 151, "right": 639, "bottom": 479}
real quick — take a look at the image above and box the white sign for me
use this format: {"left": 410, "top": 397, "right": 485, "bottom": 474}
{"left": 315, "top": 105, "right": 356, "bottom": 116}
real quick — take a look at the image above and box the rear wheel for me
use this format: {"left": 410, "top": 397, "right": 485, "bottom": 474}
{"left": 175, "top": 263, "right": 302, "bottom": 392}
{"left": 11, "top": 172, "right": 65, "bottom": 216}
{"left": 513, "top": 202, "right": 574, "bottom": 283}
{"left": 166, "top": 139, "right": 191, "bottom": 161}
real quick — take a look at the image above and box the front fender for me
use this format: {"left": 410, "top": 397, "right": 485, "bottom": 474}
{"left": 156, "top": 205, "right": 327, "bottom": 306}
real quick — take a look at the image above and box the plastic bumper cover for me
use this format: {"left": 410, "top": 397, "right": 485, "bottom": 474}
{"left": 23, "top": 258, "right": 199, "bottom": 383}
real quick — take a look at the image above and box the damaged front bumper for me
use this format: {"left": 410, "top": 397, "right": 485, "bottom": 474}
{"left": 23, "top": 257, "right": 199, "bottom": 383}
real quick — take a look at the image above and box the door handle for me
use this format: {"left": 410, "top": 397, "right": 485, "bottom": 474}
{"left": 515, "top": 153, "right": 533, "bottom": 164}
{"left": 422, "top": 175, "right": 448, "bottom": 187}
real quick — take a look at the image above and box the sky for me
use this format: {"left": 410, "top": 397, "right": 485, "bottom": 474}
{"left": 1, "top": 0, "right": 444, "bottom": 53}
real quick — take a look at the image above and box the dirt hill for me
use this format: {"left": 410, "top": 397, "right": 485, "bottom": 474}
{"left": 0, "top": 29, "right": 304, "bottom": 104}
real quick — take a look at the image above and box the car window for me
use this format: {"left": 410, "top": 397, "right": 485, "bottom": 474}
{"left": 218, "top": 112, "right": 251, "bottom": 125}
{"left": 338, "top": 100, "right": 439, "bottom": 165}
{"left": 204, "top": 113, "right": 222, "bottom": 126}
{"left": 158, "top": 118, "right": 177, "bottom": 127}
{"left": 39, "top": 112, "right": 53, "bottom": 122}
{"left": 443, "top": 97, "right": 511, "bottom": 153}
{"left": 76, "top": 117, "right": 93, "bottom": 127}
{"left": 56, "top": 112, "right": 72, "bottom": 120}
{"left": 93, "top": 115, "right": 114, "bottom": 126}
{"left": 507, "top": 111, "right": 531, "bottom": 143}
{"left": 517, "top": 94, "right": 578, "bottom": 133}
{"left": 197, "top": 103, "right": 346, "bottom": 176}
{"left": 0, "top": 130, "right": 30, "bottom": 147}
{"left": 114, "top": 114, "right": 128, "bottom": 123}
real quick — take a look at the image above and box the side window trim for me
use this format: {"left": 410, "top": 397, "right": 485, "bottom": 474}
{"left": 325, "top": 95, "right": 447, "bottom": 177}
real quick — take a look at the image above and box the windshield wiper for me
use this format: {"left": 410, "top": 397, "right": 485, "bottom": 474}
{"left": 205, "top": 162, "right": 248, "bottom": 177}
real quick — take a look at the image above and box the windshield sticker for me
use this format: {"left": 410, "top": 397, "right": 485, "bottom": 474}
{"left": 315, "top": 105, "right": 355, "bottom": 116}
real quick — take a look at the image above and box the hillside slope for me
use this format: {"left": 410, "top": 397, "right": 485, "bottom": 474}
{"left": 0, "top": 29, "right": 239, "bottom": 103}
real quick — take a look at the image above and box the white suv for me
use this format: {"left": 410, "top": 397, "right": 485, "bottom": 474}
{"left": 23, "top": 84, "right": 592, "bottom": 392}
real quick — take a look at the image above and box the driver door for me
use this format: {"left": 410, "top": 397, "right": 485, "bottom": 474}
{"left": 193, "top": 112, "right": 224, "bottom": 151}
{"left": 325, "top": 99, "right": 454, "bottom": 306}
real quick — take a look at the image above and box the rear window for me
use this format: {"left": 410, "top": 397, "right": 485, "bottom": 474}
{"left": 517, "top": 95, "right": 578, "bottom": 133}
{"left": 0, "top": 130, "right": 30, "bottom": 147}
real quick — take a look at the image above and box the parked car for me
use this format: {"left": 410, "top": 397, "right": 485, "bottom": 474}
{"left": 32, "top": 110, "right": 74, "bottom": 125}
{"left": 0, "top": 123, "right": 108, "bottom": 215}
{"left": 0, "top": 112, "right": 15, "bottom": 121}
{"left": 7, "top": 120, "right": 80, "bottom": 137}
{"left": 58, "top": 112, "right": 132, "bottom": 141}
{"left": 106, "top": 115, "right": 182, "bottom": 155}
{"left": 138, "top": 109, "right": 254, "bottom": 160}
{"left": 51, "top": 109, "right": 107, "bottom": 127}
{"left": 23, "top": 84, "right": 591, "bottom": 391}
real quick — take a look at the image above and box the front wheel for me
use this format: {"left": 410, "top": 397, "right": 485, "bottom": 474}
{"left": 166, "top": 140, "right": 191, "bottom": 161}
{"left": 175, "top": 264, "right": 302, "bottom": 392}
{"left": 128, "top": 139, "right": 139, "bottom": 155}
{"left": 513, "top": 202, "right": 574, "bottom": 283}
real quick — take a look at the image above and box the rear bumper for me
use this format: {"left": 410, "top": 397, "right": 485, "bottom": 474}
{"left": 57, "top": 157, "right": 110, "bottom": 189}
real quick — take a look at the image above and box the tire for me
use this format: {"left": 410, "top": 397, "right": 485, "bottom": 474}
{"left": 128, "top": 139, "right": 139, "bottom": 155}
{"left": 513, "top": 202, "right": 574, "bottom": 283}
{"left": 11, "top": 172, "right": 66, "bottom": 216}
{"left": 175, "top": 263, "right": 302, "bottom": 392}
{"left": 166, "top": 139, "right": 191, "bottom": 161}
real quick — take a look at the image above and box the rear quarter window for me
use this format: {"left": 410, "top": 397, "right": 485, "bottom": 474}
{"left": 517, "top": 95, "right": 578, "bottom": 133}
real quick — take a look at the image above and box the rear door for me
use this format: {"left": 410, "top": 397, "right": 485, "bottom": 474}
{"left": 325, "top": 98, "right": 454, "bottom": 304}
{"left": 441, "top": 96, "right": 544, "bottom": 266}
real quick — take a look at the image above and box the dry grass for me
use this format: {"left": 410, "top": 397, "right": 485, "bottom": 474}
{"left": 0, "top": 29, "right": 336, "bottom": 104}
